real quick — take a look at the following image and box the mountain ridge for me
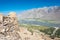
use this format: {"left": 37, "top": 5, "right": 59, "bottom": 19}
{"left": 18, "top": 6, "right": 60, "bottom": 21}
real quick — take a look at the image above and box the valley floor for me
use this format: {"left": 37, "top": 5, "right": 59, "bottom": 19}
{"left": 18, "top": 27, "right": 60, "bottom": 40}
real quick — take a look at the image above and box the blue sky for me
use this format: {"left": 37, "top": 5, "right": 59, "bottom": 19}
{"left": 0, "top": 0, "right": 60, "bottom": 14}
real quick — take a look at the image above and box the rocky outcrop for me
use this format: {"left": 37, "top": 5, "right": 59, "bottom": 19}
{"left": 0, "top": 12, "right": 21, "bottom": 40}
{"left": 0, "top": 12, "right": 57, "bottom": 40}
{"left": 0, "top": 13, "right": 45, "bottom": 40}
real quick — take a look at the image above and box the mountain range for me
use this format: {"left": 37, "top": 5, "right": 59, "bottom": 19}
{"left": 18, "top": 6, "right": 60, "bottom": 21}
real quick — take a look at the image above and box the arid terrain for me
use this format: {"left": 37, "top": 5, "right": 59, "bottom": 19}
{"left": 0, "top": 13, "right": 60, "bottom": 40}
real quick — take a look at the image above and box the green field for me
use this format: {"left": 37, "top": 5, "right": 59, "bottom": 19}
{"left": 20, "top": 24, "right": 60, "bottom": 38}
{"left": 19, "top": 18, "right": 60, "bottom": 24}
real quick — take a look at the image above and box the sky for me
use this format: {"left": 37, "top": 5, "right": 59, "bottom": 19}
{"left": 0, "top": 0, "right": 60, "bottom": 14}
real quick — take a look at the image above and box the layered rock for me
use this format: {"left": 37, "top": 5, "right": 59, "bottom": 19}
{"left": 0, "top": 12, "right": 21, "bottom": 40}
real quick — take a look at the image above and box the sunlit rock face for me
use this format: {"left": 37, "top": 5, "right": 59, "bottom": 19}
{"left": 0, "top": 12, "right": 20, "bottom": 40}
{"left": 8, "top": 12, "right": 17, "bottom": 17}
{"left": 0, "top": 14, "right": 3, "bottom": 22}
{"left": 0, "top": 14, "right": 3, "bottom": 32}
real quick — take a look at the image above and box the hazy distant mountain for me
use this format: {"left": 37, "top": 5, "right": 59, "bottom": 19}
{"left": 18, "top": 6, "right": 60, "bottom": 21}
